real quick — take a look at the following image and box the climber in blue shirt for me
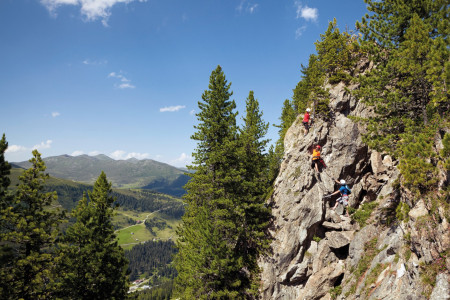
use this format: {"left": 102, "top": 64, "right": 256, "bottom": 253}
{"left": 329, "top": 179, "right": 351, "bottom": 217}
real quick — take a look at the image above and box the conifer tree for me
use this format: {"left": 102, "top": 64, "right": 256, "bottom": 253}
{"left": 58, "top": 171, "right": 129, "bottom": 299}
{"left": 274, "top": 99, "right": 296, "bottom": 155}
{"left": 0, "top": 150, "right": 64, "bottom": 299}
{"left": 355, "top": 0, "right": 449, "bottom": 194}
{"left": 0, "top": 134, "right": 10, "bottom": 205}
{"left": 315, "top": 18, "right": 358, "bottom": 84}
{"left": 0, "top": 134, "right": 14, "bottom": 298}
{"left": 236, "top": 91, "right": 271, "bottom": 295}
{"left": 175, "top": 65, "right": 243, "bottom": 298}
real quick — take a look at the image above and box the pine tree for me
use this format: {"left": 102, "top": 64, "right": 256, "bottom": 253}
{"left": 58, "top": 171, "right": 129, "bottom": 299}
{"left": 356, "top": 0, "right": 447, "bottom": 49}
{"left": 354, "top": 0, "right": 449, "bottom": 194}
{"left": 0, "top": 150, "right": 64, "bottom": 299}
{"left": 0, "top": 134, "right": 14, "bottom": 298}
{"left": 301, "top": 54, "right": 330, "bottom": 119}
{"left": 175, "top": 65, "right": 244, "bottom": 298}
{"left": 0, "top": 134, "right": 10, "bottom": 204}
{"left": 274, "top": 99, "right": 296, "bottom": 157}
{"left": 236, "top": 91, "right": 271, "bottom": 295}
{"left": 315, "top": 18, "right": 359, "bottom": 84}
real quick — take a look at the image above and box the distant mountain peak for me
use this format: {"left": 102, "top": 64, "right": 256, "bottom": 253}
{"left": 94, "top": 154, "right": 113, "bottom": 160}
{"left": 12, "top": 153, "right": 188, "bottom": 197}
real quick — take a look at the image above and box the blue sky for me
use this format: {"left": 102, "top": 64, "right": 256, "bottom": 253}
{"left": 1, "top": 0, "right": 368, "bottom": 167}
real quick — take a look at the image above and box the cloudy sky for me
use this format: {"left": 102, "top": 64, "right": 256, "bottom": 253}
{"left": 1, "top": 0, "right": 368, "bottom": 167}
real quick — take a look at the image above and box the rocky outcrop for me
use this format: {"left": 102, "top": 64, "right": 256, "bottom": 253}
{"left": 258, "top": 80, "right": 449, "bottom": 299}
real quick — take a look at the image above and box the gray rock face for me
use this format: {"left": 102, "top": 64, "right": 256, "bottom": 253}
{"left": 325, "top": 231, "right": 354, "bottom": 249}
{"left": 430, "top": 273, "right": 450, "bottom": 300}
{"left": 259, "top": 85, "right": 374, "bottom": 299}
{"left": 258, "top": 79, "right": 448, "bottom": 300}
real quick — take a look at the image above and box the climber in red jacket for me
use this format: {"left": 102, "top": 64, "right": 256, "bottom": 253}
{"left": 302, "top": 108, "right": 311, "bottom": 136}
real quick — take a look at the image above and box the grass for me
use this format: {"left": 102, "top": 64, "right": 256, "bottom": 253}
{"left": 117, "top": 224, "right": 153, "bottom": 245}
{"left": 346, "top": 238, "right": 384, "bottom": 297}
{"left": 351, "top": 202, "right": 378, "bottom": 228}
{"left": 329, "top": 285, "right": 342, "bottom": 299}
{"left": 115, "top": 210, "right": 181, "bottom": 250}
{"left": 419, "top": 251, "right": 449, "bottom": 298}
{"left": 364, "top": 263, "right": 385, "bottom": 291}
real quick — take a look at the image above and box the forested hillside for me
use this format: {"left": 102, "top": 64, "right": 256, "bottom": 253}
{"left": 13, "top": 154, "right": 189, "bottom": 197}
{"left": 9, "top": 167, "right": 184, "bottom": 215}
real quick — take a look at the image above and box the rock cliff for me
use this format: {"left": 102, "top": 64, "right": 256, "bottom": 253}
{"left": 259, "top": 81, "right": 449, "bottom": 299}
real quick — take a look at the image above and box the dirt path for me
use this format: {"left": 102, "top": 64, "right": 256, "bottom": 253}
{"left": 114, "top": 209, "right": 162, "bottom": 233}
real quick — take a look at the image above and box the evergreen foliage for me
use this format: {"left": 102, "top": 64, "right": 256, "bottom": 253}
{"left": 236, "top": 91, "right": 272, "bottom": 294}
{"left": 0, "top": 150, "right": 64, "bottom": 299}
{"left": 175, "top": 65, "right": 244, "bottom": 299}
{"left": 0, "top": 134, "right": 11, "bottom": 204}
{"left": 315, "top": 18, "right": 359, "bottom": 85}
{"left": 125, "top": 240, "right": 177, "bottom": 281}
{"left": 355, "top": 0, "right": 449, "bottom": 195}
{"left": 0, "top": 134, "right": 13, "bottom": 298}
{"left": 441, "top": 133, "right": 450, "bottom": 172}
{"left": 58, "top": 171, "right": 129, "bottom": 299}
{"left": 135, "top": 280, "right": 174, "bottom": 300}
{"left": 175, "top": 66, "right": 270, "bottom": 298}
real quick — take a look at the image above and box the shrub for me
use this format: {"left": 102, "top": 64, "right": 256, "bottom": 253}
{"left": 352, "top": 202, "right": 378, "bottom": 227}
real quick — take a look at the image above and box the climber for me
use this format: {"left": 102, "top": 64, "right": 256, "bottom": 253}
{"left": 330, "top": 179, "right": 351, "bottom": 217}
{"left": 311, "top": 145, "right": 322, "bottom": 173}
{"left": 302, "top": 108, "right": 311, "bottom": 136}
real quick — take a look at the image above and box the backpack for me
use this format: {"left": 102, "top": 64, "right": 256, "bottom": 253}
{"left": 344, "top": 185, "right": 352, "bottom": 195}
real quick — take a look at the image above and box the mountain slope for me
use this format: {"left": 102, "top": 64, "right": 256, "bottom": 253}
{"left": 259, "top": 81, "right": 449, "bottom": 299}
{"left": 13, "top": 154, "right": 189, "bottom": 197}
{"left": 9, "top": 167, "right": 184, "bottom": 214}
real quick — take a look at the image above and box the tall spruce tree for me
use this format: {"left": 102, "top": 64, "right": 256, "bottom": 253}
{"left": 0, "top": 150, "right": 64, "bottom": 299}
{"left": 175, "top": 65, "right": 244, "bottom": 299}
{"left": 0, "top": 134, "right": 14, "bottom": 298}
{"left": 236, "top": 91, "right": 271, "bottom": 295}
{"left": 58, "top": 171, "right": 129, "bottom": 299}
{"left": 355, "top": 0, "right": 449, "bottom": 194}
{"left": 0, "top": 134, "right": 10, "bottom": 205}
{"left": 315, "top": 18, "right": 358, "bottom": 85}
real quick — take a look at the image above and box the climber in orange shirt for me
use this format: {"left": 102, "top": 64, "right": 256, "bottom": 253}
{"left": 312, "top": 145, "right": 321, "bottom": 172}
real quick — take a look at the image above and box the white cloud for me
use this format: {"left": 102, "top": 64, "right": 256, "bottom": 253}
{"left": 32, "top": 140, "right": 53, "bottom": 150}
{"left": 83, "top": 59, "right": 107, "bottom": 65}
{"left": 110, "top": 150, "right": 126, "bottom": 159}
{"left": 248, "top": 4, "right": 258, "bottom": 14}
{"left": 295, "top": 26, "right": 307, "bottom": 39}
{"left": 71, "top": 150, "right": 84, "bottom": 156}
{"left": 126, "top": 152, "right": 150, "bottom": 159}
{"left": 108, "top": 71, "right": 135, "bottom": 89}
{"left": 40, "top": 0, "right": 147, "bottom": 26}
{"left": 52, "top": 111, "right": 60, "bottom": 117}
{"left": 170, "top": 153, "right": 192, "bottom": 167}
{"left": 5, "top": 145, "right": 27, "bottom": 153}
{"left": 189, "top": 109, "right": 195, "bottom": 116}
{"left": 110, "top": 150, "right": 149, "bottom": 160}
{"left": 5, "top": 140, "right": 52, "bottom": 154}
{"left": 295, "top": 2, "right": 318, "bottom": 21}
{"left": 237, "top": 0, "right": 259, "bottom": 14}
{"left": 160, "top": 105, "right": 186, "bottom": 112}
{"left": 89, "top": 150, "right": 101, "bottom": 156}
{"left": 117, "top": 83, "right": 135, "bottom": 89}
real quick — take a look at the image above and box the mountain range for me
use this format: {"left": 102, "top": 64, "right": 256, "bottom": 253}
{"left": 13, "top": 154, "right": 189, "bottom": 197}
